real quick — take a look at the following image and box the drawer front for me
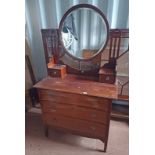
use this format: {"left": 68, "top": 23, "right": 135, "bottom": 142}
{"left": 49, "top": 69, "right": 61, "bottom": 77}
{"left": 40, "top": 100, "right": 108, "bottom": 124}
{"left": 43, "top": 113, "right": 106, "bottom": 138}
{"left": 99, "top": 74, "right": 116, "bottom": 84}
{"left": 39, "top": 89, "right": 111, "bottom": 112}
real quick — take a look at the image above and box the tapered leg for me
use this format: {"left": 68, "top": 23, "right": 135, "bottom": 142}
{"left": 103, "top": 141, "right": 107, "bottom": 152}
{"left": 45, "top": 125, "right": 49, "bottom": 137}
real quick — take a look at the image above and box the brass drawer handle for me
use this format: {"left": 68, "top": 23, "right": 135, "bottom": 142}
{"left": 90, "top": 126, "right": 96, "bottom": 131}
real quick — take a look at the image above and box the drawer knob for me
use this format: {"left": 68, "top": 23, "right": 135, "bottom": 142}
{"left": 53, "top": 71, "right": 57, "bottom": 75}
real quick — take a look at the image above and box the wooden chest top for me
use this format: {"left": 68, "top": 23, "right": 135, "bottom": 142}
{"left": 34, "top": 75, "right": 118, "bottom": 99}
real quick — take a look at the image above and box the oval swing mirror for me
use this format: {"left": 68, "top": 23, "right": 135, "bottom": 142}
{"left": 59, "top": 4, "right": 109, "bottom": 72}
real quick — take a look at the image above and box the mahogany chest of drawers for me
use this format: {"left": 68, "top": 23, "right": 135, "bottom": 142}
{"left": 34, "top": 75, "right": 118, "bottom": 152}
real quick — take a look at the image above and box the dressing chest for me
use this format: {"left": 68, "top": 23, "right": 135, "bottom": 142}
{"left": 34, "top": 4, "right": 118, "bottom": 152}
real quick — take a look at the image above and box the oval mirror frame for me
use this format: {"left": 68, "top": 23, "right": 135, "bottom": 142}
{"left": 58, "top": 4, "right": 109, "bottom": 72}
{"left": 59, "top": 4, "right": 109, "bottom": 61}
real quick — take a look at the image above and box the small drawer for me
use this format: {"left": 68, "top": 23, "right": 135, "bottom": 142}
{"left": 48, "top": 64, "right": 66, "bottom": 78}
{"left": 99, "top": 68, "right": 116, "bottom": 84}
{"left": 49, "top": 69, "right": 61, "bottom": 77}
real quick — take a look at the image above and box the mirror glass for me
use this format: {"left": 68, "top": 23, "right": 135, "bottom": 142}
{"left": 61, "top": 8, "right": 108, "bottom": 59}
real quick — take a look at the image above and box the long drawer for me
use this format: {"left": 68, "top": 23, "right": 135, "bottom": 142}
{"left": 43, "top": 113, "right": 106, "bottom": 139}
{"left": 40, "top": 100, "right": 108, "bottom": 124}
{"left": 39, "top": 89, "right": 111, "bottom": 112}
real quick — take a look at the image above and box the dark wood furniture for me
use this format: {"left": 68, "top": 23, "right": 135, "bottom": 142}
{"left": 34, "top": 4, "right": 125, "bottom": 152}
{"left": 34, "top": 75, "right": 118, "bottom": 152}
